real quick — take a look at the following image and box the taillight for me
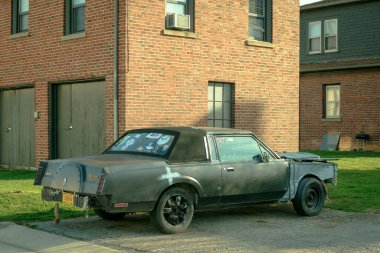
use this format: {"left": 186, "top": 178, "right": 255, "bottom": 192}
{"left": 97, "top": 175, "right": 106, "bottom": 194}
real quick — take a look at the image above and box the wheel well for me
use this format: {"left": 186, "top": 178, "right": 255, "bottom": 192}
{"left": 161, "top": 183, "right": 199, "bottom": 207}
{"left": 300, "top": 174, "right": 328, "bottom": 196}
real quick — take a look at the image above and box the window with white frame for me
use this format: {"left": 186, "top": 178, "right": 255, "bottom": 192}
{"left": 308, "top": 21, "right": 321, "bottom": 53}
{"left": 165, "top": 0, "right": 194, "bottom": 32}
{"left": 324, "top": 19, "right": 338, "bottom": 52}
{"left": 324, "top": 85, "right": 340, "bottom": 119}
{"left": 248, "top": 0, "right": 272, "bottom": 42}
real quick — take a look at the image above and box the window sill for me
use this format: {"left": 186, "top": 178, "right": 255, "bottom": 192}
{"left": 309, "top": 51, "right": 322, "bottom": 55}
{"left": 322, "top": 118, "right": 341, "bottom": 122}
{"left": 246, "top": 39, "right": 274, "bottom": 48}
{"left": 162, "top": 29, "right": 197, "bottom": 39}
{"left": 61, "top": 32, "right": 86, "bottom": 41}
{"left": 9, "top": 32, "right": 29, "bottom": 39}
{"left": 325, "top": 49, "right": 339, "bottom": 54}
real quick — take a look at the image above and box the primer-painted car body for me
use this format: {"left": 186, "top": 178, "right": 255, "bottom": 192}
{"left": 34, "top": 127, "right": 337, "bottom": 213}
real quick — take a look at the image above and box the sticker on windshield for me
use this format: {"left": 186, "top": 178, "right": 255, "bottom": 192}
{"left": 157, "top": 135, "right": 171, "bottom": 145}
{"left": 146, "top": 133, "right": 162, "bottom": 139}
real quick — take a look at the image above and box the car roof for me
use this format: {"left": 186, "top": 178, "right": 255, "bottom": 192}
{"left": 133, "top": 126, "right": 253, "bottom": 135}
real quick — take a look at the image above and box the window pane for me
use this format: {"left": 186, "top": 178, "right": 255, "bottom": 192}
{"left": 248, "top": 16, "right": 255, "bottom": 38}
{"left": 217, "top": 136, "right": 262, "bottom": 162}
{"left": 309, "top": 22, "right": 321, "bottom": 38}
{"left": 208, "top": 120, "right": 214, "bottom": 127}
{"left": 223, "top": 102, "right": 231, "bottom": 120}
{"left": 214, "top": 84, "right": 223, "bottom": 101}
{"left": 326, "top": 86, "right": 340, "bottom": 118}
{"left": 214, "top": 102, "right": 223, "bottom": 119}
{"left": 166, "top": 3, "right": 186, "bottom": 14}
{"left": 249, "top": 0, "right": 265, "bottom": 16}
{"left": 73, "top": 0, "right": 85, "bottom": 6}
{"left": 20, "top": 14, "right": 28, "bottom": 31}
{"left": 208, "top": 102, "right": 214, "bottom": 119}
{"left": 324, "top": 20, "right": 337, "bottom": 36}
{"left": 310, "top": 38, "right": 321, "bottom": 52}
{"left": 223, "top": 120, "right": 231, "bottom": 128}
{"left": 208, "top": 84, "right": 214, "bottom": 101}
{"left": 19, "top": 0, "right": 29, "bottom": 13}
{"left": 325, "top": 36, "right": 337, "bottom": 50}
{"left": 73, "top": 6, "right": 85, "bottom": 32}
{"left": 214, "top": 120, "right": 223, "bottom": 128}
{"left": 223, "top": 84, "right": 231, "bottom": 102}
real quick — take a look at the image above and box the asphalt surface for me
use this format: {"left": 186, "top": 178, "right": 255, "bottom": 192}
{"left": 31, "top": 204, "right": 380, "bottom": 253}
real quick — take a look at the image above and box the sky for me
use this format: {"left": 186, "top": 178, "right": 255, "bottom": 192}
{"left": 300, "top": 0, "right": 323, "bottom": 5}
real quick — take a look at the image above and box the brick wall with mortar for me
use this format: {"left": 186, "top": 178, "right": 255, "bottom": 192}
{"left": 300, "top": 68, "right": 380, "bottom": 151}
{"left": 123, "top": 0, "right": 300, "bottom": 152}
{"left": 1, "top": 0, "right": 300, "bottom": 166}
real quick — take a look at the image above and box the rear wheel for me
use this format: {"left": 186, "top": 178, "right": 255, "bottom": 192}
{"left": 293, "top": 177, "right": 325, "bottom": 216}
{"left": 94, "top": 209, "right": 127, "bottom": 220}
{"left": 150, "top": 187, "right": 194, "bottom": 234}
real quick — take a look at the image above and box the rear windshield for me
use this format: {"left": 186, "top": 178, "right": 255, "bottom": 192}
{"left": 108, "top": 132, "right": 176, "bottom": 156}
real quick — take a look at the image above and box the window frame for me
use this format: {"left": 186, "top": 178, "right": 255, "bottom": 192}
{"left": 248, "top": 0, "right": 272, "bottom": 43}
{"left": 308, "top": 21, "right": 322, "bottom": 54}
{"left": 323, "top": 84, "right": 341, "bottom": 119}
{"left": 12, "top": 0, "right": 29, "bottom": 34}
{"left": 324, "top": 19, "right": 338, "bottom": 53}
{"left": 65, "top": 0, "right": 86, "bottom": 35}
{"left": 165, "top": 0, "right": 194, "bottom": 32}
{"left": 208, "top": 82, "right": 233, "bottom": 128}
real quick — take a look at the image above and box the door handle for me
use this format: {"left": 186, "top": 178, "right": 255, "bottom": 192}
{"left": 65, "top": 126, "right": 73, "bottom": 130}
{"left": 224, "top": 167, "right": 235, "bottom": 172}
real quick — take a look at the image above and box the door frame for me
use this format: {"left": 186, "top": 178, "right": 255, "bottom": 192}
{"left": 50, "top": 78, "right": 105, "bottom": 159}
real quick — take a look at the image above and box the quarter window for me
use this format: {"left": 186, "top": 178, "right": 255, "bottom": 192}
{"left": 308, "top": 21, "right": 321, "bottom": 53}
{"left": 216, "top": 136, "right": 262, "bottom": 163}
{"left": 12, "top": 0, "right": 29, "bottom": 34}
{"left": 324, "top": 19, "right": 338, "bottom": 52}
{"left": 65, "top": 0, "right": 85, "bottom": 35}
{"left": 208, "top": 82, "right": 233, "bottom": 128}
{"left": 248, "top": 0, "right": 272, "bottom": 42}
{"left": 324, "top": 85, "right": 340, "bottom": 119}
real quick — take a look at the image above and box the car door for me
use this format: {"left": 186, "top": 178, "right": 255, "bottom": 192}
{"left": 215, "top": 135, "right": 289, "bottom": 205}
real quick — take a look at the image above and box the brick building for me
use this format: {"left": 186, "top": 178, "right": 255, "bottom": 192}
{"left": 300, "top": 0, "right": 380, "bottom": 151}
{"left": 0, "top": 0, "right": 299, "bottom": 168}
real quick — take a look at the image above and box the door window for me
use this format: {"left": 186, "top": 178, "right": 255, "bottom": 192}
{"left": 216, "top": 136, "right": 262, "bottom": 162}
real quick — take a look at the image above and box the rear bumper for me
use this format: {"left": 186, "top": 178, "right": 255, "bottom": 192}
{"left": 41, "top": 187, "right": 92, "bottom": 209}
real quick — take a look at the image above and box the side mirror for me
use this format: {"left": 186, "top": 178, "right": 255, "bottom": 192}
{"left": 262, "top": 152, "right": 269, "bottom": 163}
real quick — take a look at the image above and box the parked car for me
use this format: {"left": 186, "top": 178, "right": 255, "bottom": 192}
{"left": 34, "top": 127, "right": 338, "bottom": 233}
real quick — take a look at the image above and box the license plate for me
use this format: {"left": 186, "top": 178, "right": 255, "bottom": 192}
{"left": 62, "top": 192, "right": 74, "bottom": 205}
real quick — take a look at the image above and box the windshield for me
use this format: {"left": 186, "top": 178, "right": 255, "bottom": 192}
{"left": 108, "top": 132, "right": 176, "bottom": 156}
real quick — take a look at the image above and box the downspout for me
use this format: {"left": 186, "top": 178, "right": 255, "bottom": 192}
{"left": 113, "top": 0, "right": 119, "bottom": 140}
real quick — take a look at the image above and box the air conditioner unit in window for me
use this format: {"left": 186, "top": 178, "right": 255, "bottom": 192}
{"left": 167, "top": 13, "right": 191, "bottom": 30}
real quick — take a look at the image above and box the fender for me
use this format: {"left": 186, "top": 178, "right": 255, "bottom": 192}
{"left": 154, "top": 175, "right": 204, "bottom": 200}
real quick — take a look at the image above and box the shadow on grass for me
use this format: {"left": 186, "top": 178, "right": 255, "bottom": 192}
{"left": 0, "top": 168, "right": 36, "bottom": 181}
{"left": 0, "top": 209, "right": 93, "bottom": 223}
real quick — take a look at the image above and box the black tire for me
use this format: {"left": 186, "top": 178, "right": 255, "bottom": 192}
{"left": 150, "top": 187, "right": 194, "bottom": 234}
{"left": 293, "top": 177, "right": 326, "bottom": 216}
{"left": 94, "top": 209, "right": 127, "bottom": 220}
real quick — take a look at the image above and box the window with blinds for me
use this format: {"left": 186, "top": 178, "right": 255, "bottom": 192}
{"left": 248, "top": 0, "right": 272, "bottom": 42}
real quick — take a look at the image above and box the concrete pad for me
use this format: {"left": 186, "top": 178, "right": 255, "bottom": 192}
{"left": 0, "top": 222, "right": 122, "bottom": 253}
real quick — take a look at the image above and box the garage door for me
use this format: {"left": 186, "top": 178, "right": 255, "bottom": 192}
{"left": 0, "top": 88, "right": 35, "bottom": 167}
{"left": 54, "top": 81, "right": 105, "bottom": 159}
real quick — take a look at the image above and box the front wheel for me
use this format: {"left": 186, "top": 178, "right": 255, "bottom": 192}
{"left": 150, "top": 187, "right": 194, "bottom": 234}
{"left": 94, "top": 209, "right": 127, "bottom": 220}
{"left": 292, "top": 178, "right": 326, "bottom": 216}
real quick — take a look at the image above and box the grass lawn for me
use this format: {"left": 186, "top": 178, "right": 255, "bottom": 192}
{"left": 306, "top": 151, "right": 380, "bottom": 213}
{"left": 0, "top": 169, "right": 90, "bottom": 223}
{"left": 0, "top": 151, "right": 379, "bottom": 223}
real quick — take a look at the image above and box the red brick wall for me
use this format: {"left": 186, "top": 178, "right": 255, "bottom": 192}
{"left": 0, "top": 0, "right": 126, "bottom": 166}
{"left": 300, "top": 68, "right": 380, "bottom": 151}
{"left": 1, "top": 0, "right": 300, "bottom": 166}
{"left": 123, "top": 0, "right": 300, "bottom": 152}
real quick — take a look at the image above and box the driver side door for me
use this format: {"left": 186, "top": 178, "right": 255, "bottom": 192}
{"left": 216, "top": 135, "right": 289, "bottom": 204}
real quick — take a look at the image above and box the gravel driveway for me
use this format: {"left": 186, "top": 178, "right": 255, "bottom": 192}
{"left": 33, "top": 204, "right": 380, "bottom": 253}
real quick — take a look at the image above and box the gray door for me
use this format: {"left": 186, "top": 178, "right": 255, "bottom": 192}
{"left": 0, "top": 88, "right": 35, "bottom": 167}
{"left": 55, "top": 81, "right": 105, "bottom": 159}
{"left": 215, "top": 135, "right": 289, "bottom": 204}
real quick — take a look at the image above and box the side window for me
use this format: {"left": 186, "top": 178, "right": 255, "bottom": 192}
{"left": 308, "top": 21, "right": 321, "bottom": 54}
{"left": 216, "top": 136, "right": 262, "bottom": 162}
{"left": 207, "top": 136, "right": 218, "bottom": 162}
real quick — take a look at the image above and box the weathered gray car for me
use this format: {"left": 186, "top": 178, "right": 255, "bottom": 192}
{"left": 34, "top": 127, "right": 338, "bottom": 233}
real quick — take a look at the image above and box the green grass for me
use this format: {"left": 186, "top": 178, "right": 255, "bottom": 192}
{"left": 0, "top": 169, "right": 91, "bottom": 223}
{"left": 305, "top": 151, "right": 380, "bottom": 213}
